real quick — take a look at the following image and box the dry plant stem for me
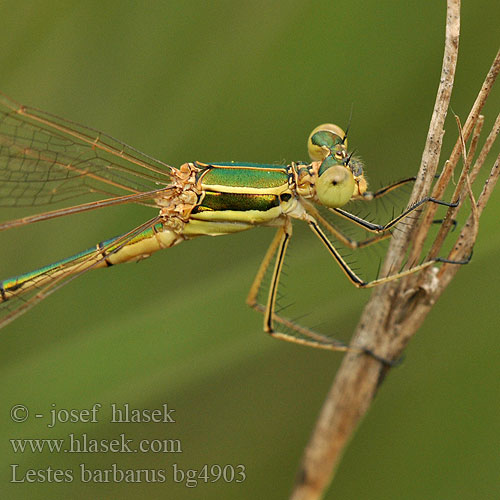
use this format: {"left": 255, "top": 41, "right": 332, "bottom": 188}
{"left": 290, "top": 2, "right": 499, "bottom": 499}
{"left": 439, "top": 152, "right": 500, "bottom": 284}
{"left": 427, "top": 115, "right": 483, "bottom": 259}
{"left": 386, "top": 4, "right": 461, "bottom": 277}
{"left": 470, "top": 112, "right": 500, "bottom": 183}
{"left": 410, "top": 46, "right": 500, "bottom": 264}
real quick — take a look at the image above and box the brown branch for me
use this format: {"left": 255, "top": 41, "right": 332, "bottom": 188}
{"left": 426, "top": 114, "right": 483, "bottom": 259}
{"left": 290, "top": 2, "right": 500, "bottom": 499}
{"left": 410, "top": 44, "right": 500, "bottom": 264}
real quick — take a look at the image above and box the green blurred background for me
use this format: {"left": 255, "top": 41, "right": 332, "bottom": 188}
{"left": 1, "top": 1, "right": 499, "bottom": 499}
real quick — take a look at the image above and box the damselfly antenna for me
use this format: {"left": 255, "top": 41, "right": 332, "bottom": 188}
{"left": 341, "top": 103, "right": 354, "bottom": 145}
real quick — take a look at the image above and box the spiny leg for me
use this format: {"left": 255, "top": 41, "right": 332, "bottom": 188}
{"left": 246, "top": 219, "right": 386, "bottom": 360}
{"left": 305, "top": 211, "right": 449, "bottom": 253}
{"left": 303, "top": 200, "right": 392, "bottom": 249}
{"left": 362, "top": 177, "right": 417, "bottom": 201}
{"left": 306, "top": 214, "right": 470, "bottom": 289}
{"left": 360, "top": 172, "right": 444, "bottom": 201}
{"left": 246, "top": 226, "right": 285, "bottom": 314}
{"left": 303, "top": 179, "right": 449, "bottom": 249}
{"left": 331, "top": 196, "right": 458, "bottom": 234}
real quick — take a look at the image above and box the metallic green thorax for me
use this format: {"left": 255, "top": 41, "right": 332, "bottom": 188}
{"left": 194, "top": 192, "right": 280, "bottom": 213}
{"left": 193, "top": 161, "right": 290, "bottom": 215}
{"left": 197, "top": 162, "right": 289, "bottom": 190}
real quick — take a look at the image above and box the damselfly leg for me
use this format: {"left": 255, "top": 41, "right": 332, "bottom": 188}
{"left": 247, "top": 191, "right": 469, "bottom": 360}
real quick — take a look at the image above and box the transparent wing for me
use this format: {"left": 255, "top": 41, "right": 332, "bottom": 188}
{"left": 0, "top": 92, "right": 173, "bottom": 208}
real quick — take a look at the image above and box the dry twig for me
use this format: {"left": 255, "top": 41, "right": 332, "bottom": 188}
{"left": 290, "top": 1, "right": 500, "bottom": 498}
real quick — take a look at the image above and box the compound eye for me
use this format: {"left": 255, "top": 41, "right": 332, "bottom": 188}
{"left": 307, "top": 123, "right": 347, "bottom": 161}
{"left": 315, "top": 163, "right": 355, "bottom": 208}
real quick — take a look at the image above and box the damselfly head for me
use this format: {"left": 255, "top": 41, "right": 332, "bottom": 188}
{"left": 306, "top": 123, "right": 366, "bottom": 206}
{"left": 307, "top": 123, "right": 347, "bottom": 162}
{"left": 313, "top": 156, "right": 355, "bottom": 208}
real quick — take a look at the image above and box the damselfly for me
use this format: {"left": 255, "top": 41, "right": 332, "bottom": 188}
{"left": 0, "top": 92, "right": 466, "bottom": 358}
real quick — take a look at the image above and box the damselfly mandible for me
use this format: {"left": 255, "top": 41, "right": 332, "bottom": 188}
{"left": 0, "top": 92, "right": 466, "bottom": 359}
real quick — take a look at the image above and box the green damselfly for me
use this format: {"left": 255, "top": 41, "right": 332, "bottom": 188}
{"left": 0, "top": 92, "right": 466, "bottom": 359}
